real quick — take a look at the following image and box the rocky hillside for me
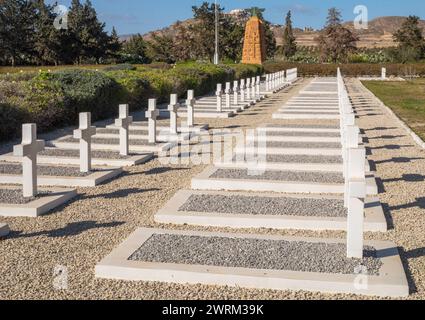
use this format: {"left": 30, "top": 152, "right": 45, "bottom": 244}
{"left": 120, "top": 16, "right": 425, "bottom": 49}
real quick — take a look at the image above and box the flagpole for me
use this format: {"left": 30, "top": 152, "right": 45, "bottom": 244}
{"left": 213, "top": 0, "right": 219, "bottom": 65}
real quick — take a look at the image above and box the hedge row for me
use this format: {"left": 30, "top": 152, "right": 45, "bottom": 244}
{"left": 264, "top": 61, "right": 425, "bottom": 77}
{"left": 0, "top": 62, "right": 263, "bottom": 142}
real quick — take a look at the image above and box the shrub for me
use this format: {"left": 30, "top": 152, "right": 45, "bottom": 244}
{"left": 103, "top": 64, "right": 137, "bottom": 72}
{"left": 50, "top": 69, "right": 122, "bottom": 122}
{"left": 0, "top": 103, "right": 29, "bottom": 142}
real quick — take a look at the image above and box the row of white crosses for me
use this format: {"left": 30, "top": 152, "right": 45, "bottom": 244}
{"left": 216, "top": 77, "right": 262, "bottom": 112}
{"left": 337, "top": 68, "right": 367, "bottom": 260}
{"left": 286, "top": 68, "right": 298, "bottom": 83}
{"left": 264, "top": 70, "right": 288, "bottom": 92}
{"left": 144, "top": 91, "right": 196, "bottom": 144}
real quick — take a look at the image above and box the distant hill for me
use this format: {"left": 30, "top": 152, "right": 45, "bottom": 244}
{"left": 120, "top": 15, "right": 425, "bottom": 49}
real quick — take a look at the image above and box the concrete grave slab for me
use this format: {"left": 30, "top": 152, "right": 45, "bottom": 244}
{"left": 95, "top": 228, "right": 408, "bottom": 298}
{"left": 191, "top": 166, "right": 378, "bottom": 195}
{"left": 0, "top": 185, "right": 77, "bottom": 217}
{"left": 273, "top": 113, "right": 341, "bottom": 120}
{"left": 0, "top": 162, "right": 122, "bottom": 187}
{"left": 0, "top": 148, "right": 153, "bottom": 168}
{"left": 50, "top": 136, "right": 176, "bottom": 153}
{"left": 155, "top": 190, "right": 387, "bottom": 232}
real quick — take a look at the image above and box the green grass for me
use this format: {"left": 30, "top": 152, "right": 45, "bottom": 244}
{"left": 362, "top": 79, "right": 425, "bottom": 140}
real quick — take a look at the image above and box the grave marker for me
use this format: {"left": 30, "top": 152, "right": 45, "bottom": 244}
{"left": 346, "top": 147, "right": 367, "bottom": 259}
{"left": 240, "top": 79, "right": 246, "bottom": 102}
{"left": 233, "top": 81, "right": 239, "bottom": 106}
{"left": 216, "top": 84, "right": 223, "bottom": 112}
{"left": 225, "top": 82, "right": 232, "bottom": 109}
{"left": 73, "top": 113, "right": 96, "bottom": 173}
{"left": 115, "top": 104, "right": 133, "bottom": 156}
{"left": 145, "top": 99, "right": 160, "bottom": 144}
{"left": 13, "top": 124, "right": 45, "bottom": 197}
{"left": 186, "top": 90, "right": 195, "bottom": 128}
{"left": 168, "top": 94, "right": 180, "bottom": 135}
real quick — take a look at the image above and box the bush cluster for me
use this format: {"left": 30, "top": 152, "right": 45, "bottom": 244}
{"left": 0, "top": 63, "right": 263, "bottom": 142}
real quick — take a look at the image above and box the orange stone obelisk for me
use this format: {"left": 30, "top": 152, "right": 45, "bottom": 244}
{"left": 242, "top": 15, "right": 266, "bottom": 65}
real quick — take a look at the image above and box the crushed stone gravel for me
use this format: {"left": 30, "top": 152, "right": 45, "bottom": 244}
{"left": 179, "top": 194, "right": 347, "bottom": 217}
{"left": 129, "top": 234, "right": 382, "bottom": 276}
{"left": 210, "top": 168, "right": 345, "bottom": 184}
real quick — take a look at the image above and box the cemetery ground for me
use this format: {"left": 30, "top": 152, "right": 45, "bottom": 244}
{"left": 363, "top": 79, "right": 425, "bottom": 141}
{"left": 0, "top": 78, "right": 424, "bottom": 300}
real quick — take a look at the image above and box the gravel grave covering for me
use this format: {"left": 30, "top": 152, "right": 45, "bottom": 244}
{"left": 40, "top": 149, "right": 132, "bottom": 159}
{"left": 0, "top": 162, "right": 92, "bottom": 177}
{"left": 179, "top": 194, "right": 347, "bottom": 217}
{"left": 278, "top": 111, "right": 340, "bottom": 115}
{"left": 210, "top": 169, "right": 345, "bottom": 184}
{"left": 129, "top": 234, "right": 382, "bottom": 276}
{"left": 251, "top": 141, "right": 342, "bottom": 149}
{"left": 265, "top": 124, "right": 340, "bottom": 129}
{"left": 264, "top": 131, "right": 340, "bottom": 137}
{"left": 233, "top": 154, "right": 343, "bottom": 164}
{"left": 0, "top": 189, "right": 51, "bottom": 204}
{"left": 60, "top": 137, "right": 155, "bottom": 146}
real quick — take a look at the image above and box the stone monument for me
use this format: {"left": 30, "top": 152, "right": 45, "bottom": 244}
{"left": 241, "top": 8, "right": 266, "bottom": 65}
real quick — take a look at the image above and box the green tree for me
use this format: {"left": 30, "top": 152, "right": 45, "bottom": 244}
{"left": 107, "top": 27, "right": 122, "bottom": 61}
{"left": 317, "top": 7, "right": 358, "bottom": 63}
{"left": 282, "top": 10, "right": 297, "bottom": 58}
{"left": 0, "top": 0, "right": 37, "bottom": 66}
{"left": 121, "top": 34, "right": 150, "bottom": 64}
{"left": 393, "top": 16, "right": 425, "bottom": 62}
{"left": 146, "top": 33, "right": 176, "bottom": 63}
{"left": 172, "top": 21, "right": 196, "bottom": 61}
{"left": 190, "top": 2, "right": 224, "bottom": 61}
{"left": 32, "top": 0, "right": 65, "bottom": 65}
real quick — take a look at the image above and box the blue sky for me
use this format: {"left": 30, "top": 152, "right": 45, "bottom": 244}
{"left": 47, "top": 0, "right": 425, "bottom": 35}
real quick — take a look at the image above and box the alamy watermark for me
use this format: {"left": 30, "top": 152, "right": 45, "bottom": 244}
{"left": 353, "top": 5, "right": 369, "bottom": 30}
{"left": 157, "top": 128, "right": 267, "bottom": 176}
{"left": 53, "top": 5, "right": 69, "bottom": 30}
{"left": 53, "top": 265, "right": 68, "bottom": 290}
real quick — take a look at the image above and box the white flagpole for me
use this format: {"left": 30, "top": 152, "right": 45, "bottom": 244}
{"left": 214, "top": 0, "right": 219, "bottom": 64}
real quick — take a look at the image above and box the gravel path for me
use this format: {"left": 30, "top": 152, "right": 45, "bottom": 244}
{"left": 265, "top": 124, "right": 340, "bottom": 129}
{"left": 0, "top": 189, "right": 51, "bottom": 204}
{"left": 262, "top": 154, "right": 343, "bottom": 164}
{"left": 40, "top": 149, "right": 132, "bottom": 160}
{"left": 265, "top": 131, "right": 340, "bottom": 137}
{"left": 210, "top": 168, "right": 345, "bottom": 184}
{"left": 0, "top": 162, "right": 91, "bottom": 177}
{"left": 254, "top": 141, "right": 342, "bottom": 149}
{"left": 179, "top": 194, "right": 347, "bottom": 217}
{"left": 129, "top": 234, "right": 382, "bottom": 275}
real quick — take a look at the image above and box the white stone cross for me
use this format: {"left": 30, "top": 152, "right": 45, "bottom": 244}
{"left": 251, "top": 77, "right": 256, "bottom": 100}
{"left": 168, "top": 94, "right": 180, "bottom": 134}
{"left": 186, "top": 90, "right": 195, "bottom": 128}
{"left": 225, "top": 82, "right": 232, "bottom": 109}
{"left": 381, "top": 67, "right": 387, "bottom": 80}
{"left": 346, "top": 147, "right": 367, "bottom": 259}
{"left": 240, "top": 79, "right": 246, "bottom": 102}
{"left": 145, "top": 99, "right": 159, "bottom": 144}
{"left": 115, "top": 104, "right": 133, "bottom": 156}
{"left": 256, "top": 76, "right": 261, "bottom": 97}
{"left": 233, "top": 80, "right": 239, "bottom": 106}
{"left": 246, "top": 78, "right": 251, "bottom": 101}
{"left": 216, "top": 83, "right": 223, "bottom": 112}
{"left": 13, "top": 124, "right": 45, "bottom": 197}
{"left": 73, "top": 113, "right": 96, "bottom": 173}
